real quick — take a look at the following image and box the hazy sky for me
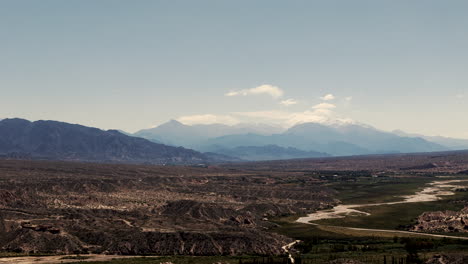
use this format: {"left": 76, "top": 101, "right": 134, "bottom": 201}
{"left": 1, "top": 1, "right": 467, "bottom": 138}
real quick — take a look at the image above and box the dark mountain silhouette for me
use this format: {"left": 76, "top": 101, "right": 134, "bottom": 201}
{"left": 0, "top": 118, "right": 210, "bottom": 165}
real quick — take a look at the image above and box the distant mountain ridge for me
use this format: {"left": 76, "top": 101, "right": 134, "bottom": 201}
{"left": 392, "top": 130, "right": 468, "bottom": 150}
{"left": 134, "top": 120, "right": 285, "bottom": 147}
{"left": 0, "top": 118, "right": 213, "bottom": 165}
{"left": 205, "top": 145, "right": 330, "bottom": 161}
{"left": 135, "top": 120, "right": 450, "bottom": 158}
{"left": 1, "top": 118, "right": 457, "bottom": 164}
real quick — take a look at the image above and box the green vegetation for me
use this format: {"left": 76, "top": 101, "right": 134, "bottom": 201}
{"left": 271, "top": 218, "right": 468, "bottom": 264}
{"left": 315, "top": 178, "right": 468, "bottom": 232}
{"left": 314, "top": 200, "right": 466, "bottom": 231}
{"left": 267, "top": 175, "right": 468, "bottom": 263}
{"left": 0, "top": 252, "right": 55, "bottom": 258}
{"left": 60, "top": 256, "right": 259, "bottom": 264}
{"left": 327, "top": 176, "right": 434, "bottom": 204}
{"left": 60, "top": 254, "right": 92, "bottom": 260}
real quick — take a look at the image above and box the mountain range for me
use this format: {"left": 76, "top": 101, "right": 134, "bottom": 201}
{"left": 392, "top": 130, "right": 468, "bottom": 150}
{"left": 1, "top": 118, "right": 467, "bottom": 164}
{"left": 134, "top": 120, "right": 284, "bottom": 147}
{"left": 0, "top": 118, "right": 210, "bottom": 165}
{"left": 134, "top": 120, "right": 466, "bottom": 159}
{"left": 205, "top": 144, "right": 329, "bottom": 161}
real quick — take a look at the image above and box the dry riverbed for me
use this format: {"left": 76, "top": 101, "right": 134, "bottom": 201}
{"left": 296, "top": 178, "right": 468, "bottom": 239}
{"left": 298, "top": 179, "right": 468, "bottom": 223}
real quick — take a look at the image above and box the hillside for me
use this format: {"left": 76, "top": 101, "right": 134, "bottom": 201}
{"left": 0, "top": 118, "right": 209, "bottom": 165}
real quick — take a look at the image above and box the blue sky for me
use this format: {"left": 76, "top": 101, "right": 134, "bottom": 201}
{"left": 1, "top": 1, "right": 467, "bottom": 138}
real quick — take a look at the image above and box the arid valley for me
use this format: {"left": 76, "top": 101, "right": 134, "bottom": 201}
{"left": 2, "top": 1, "right": 468, "bottom": 263}
{"left": 1, "top": 151, "right": 468, "bottom": 263}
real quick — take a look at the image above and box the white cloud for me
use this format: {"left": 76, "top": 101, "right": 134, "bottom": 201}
{"left": 178, "top": 88, "right": 355, "bottom": 128}
{"left": 280, "top": 99, "right": 298, "bottom": 106}
{"left": 176, "top": 106, "right": 353, "bottom": 128}
{"left": 225, "top": 91, "right": 240, "bottom": 96}
{"left": 233, "top": 110, "right": 292, "bottom": 121}
{"left": 233, "top": 108, "right": 352, "bottom": 128}
{"left": 320, "top": 94, "right": 335, "bottom": 101}
{"left": 177, "top": 114, "right": 239, "bottom": 126}
{"left": 312, "top": 102, "right": 336, "bottom": 109}
{"left": 286, "top": 110, "right": 331, "bottom": 127}
{"left": 225, "top": 84, "right": 284, "bottom": 99}
{"left": 345, "top": 96, "right": 353, "bottom": 101}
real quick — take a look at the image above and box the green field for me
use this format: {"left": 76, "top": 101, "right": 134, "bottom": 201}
{"left": 268, "top": 175, "right": 468, "bottom": 263}
{"left": 327, "top": 176, "right": 434, "bottom": 204}
{"left": 271, "top": 218, "right": 468, "bottom": 264}
{"left": 58, "top": 256, "right": 261, "bottom": 264}
{"left": 315, "top": 176, "right": 468, "bottom": 232}
{"left": 314, "top": 200, "right": 467, "bottom": 231}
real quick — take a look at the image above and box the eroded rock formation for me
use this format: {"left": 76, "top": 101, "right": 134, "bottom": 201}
{"left": 411, "top": 206, "right": 468, "bottom": 233}
{"left": 0, "top": 160, "right": 335, "bottom": 255}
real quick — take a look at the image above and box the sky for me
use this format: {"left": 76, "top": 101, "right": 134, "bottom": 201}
{"left": 1, "top": 1, "right": 467, "bottom": 138}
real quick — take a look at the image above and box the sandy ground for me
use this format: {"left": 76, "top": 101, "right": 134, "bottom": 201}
{"left": 282, "top": 240, "right": 300, "bottom": 264}
{"left": 0, "top": 254, "right": 148, "bottom": 264}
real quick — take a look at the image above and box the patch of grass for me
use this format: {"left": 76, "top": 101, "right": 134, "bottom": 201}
{"left": 314, "top": 181, "right": 468, "bottom": 232}
{"left": 0, "top": 252, "right": 56, "bottom": 258}
{"left": 60, "top": 256, "right": 259, "bottom": 264}
{"left": 268, "top": 176, "right": 468, "bottom": 263}
{"left": 271, "top": 214, "right": 362, "bottom": 239}
{"left": 0, "top": 252, "right": 27, "bottom": 258}
{"left": 328, "top": 176, "right": 434, "bottom": 204}
{"left": 269, "top": 219, "right": 468, "bottom": 263}
{"left": 313, "top": 200, "right": 465, "bottom": 231}
{"left": 60, "top": 255, "right": 92, "bottom": 260}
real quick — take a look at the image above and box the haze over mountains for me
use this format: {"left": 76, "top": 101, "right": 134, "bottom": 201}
{"left": 134, "top": 120, "right": 468, "bottom": 159}
{"left": 134, "top": 120, "right": 285, "bottom": 146}
{"left": 392, "top": 130, "right": 468, "bottom": 150}
{"left": 1, "top": 117, "right": 467, "bottom": 164}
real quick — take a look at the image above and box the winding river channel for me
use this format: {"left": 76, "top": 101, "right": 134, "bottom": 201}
{"left": 296, "top": 178, "right": 468, "bottom": 240}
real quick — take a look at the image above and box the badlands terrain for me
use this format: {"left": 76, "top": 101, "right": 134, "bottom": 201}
{"left": 0, "top": 159, "right": 333, "bottom": 255}
{"left": 0, "top": 151, "right": 468, "bottom": 263}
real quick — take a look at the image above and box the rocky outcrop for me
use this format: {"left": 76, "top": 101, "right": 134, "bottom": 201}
{"left": 411, "top": 206, "right": 468, "bottom": 233}
{"left": 1, "top": 228, "right": 83, "bottom": 254}
{"left": 425, "top": 254, "right": 468, "bottom": 264}
{"left": 161, "top": 200, "right": 238, "bottom": 221}
{"left": 0, "top": 159, "right": 330, "bottom": 256}
{"left": 107, "top": 231, "right": 289, "bottom": 255}
{"left": 0, "top": 225, "right": 289, "bottom": 255}
{"left": 327, "top": 259, "right": 367, "bottom": 264}
{"left": 0, "top": 213, "right": 5, "bottom": 235}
